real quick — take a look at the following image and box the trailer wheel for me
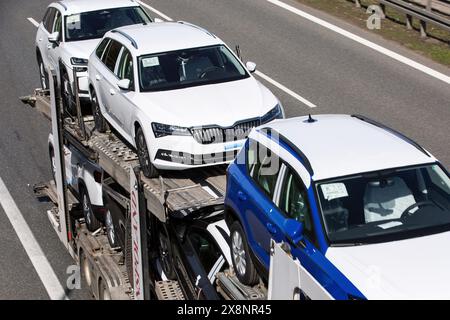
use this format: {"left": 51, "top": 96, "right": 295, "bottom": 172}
{"left": 80, "top": 251, "right": 92, "bottom": 288}
{"left": 90, "top": 89, "right": 108, "bottom": 133}
{"left": 136, "top": 127, "right": 158, "bottom": 178}
{"left": 230, "top": 221, "right": 260, "bottom": 286}
{"left": 49, "top": 147, "right": 56, "bottom": 183}
{"left": 81, "top": 188, "right": 101, "bottom": 232}
{"left": 99, "top": 279, "right": 111, "bottom": 300}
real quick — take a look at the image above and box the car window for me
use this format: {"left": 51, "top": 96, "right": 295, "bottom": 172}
{"left": 43, "top": 7, "right": 56, "bottom": 32}
{"left": 427, "top": 165, "right": 450, "bottom": 195}
{"left": 188, "top": 229, "right": 222, "bottom": 273}
{"left": 249, "top": 143, "right": 281, "bottom": 199}
{"left": 95, "top": 38, "right": 110, "bottom": 60}
{"left": 53, "top": 10, "right": 62, "bottom": 35}
{"left": 279, "top": 167, "right": 315, "bottom": 240}
{"left": 117, "top": 47, "right": 134, "bottom": 84}
{"left": 65, "top": 6, "right": 151, "bottom": 42}
{"left": 103, "top": 40, "right": 122, "bottom": 72}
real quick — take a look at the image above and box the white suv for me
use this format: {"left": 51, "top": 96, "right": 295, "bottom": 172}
{"left": 88, "top": 22, "right": 284, "bottom": 178}
{"left": 35, "top": 0, "right": 152, "bottom": 114}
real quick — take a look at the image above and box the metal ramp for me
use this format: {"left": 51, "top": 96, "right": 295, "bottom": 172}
{"left": 155, "top": 280, "right": 185, "bottom": 300}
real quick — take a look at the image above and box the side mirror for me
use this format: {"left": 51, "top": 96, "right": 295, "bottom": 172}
{"left": 246, "top": 61, "right": 257, "bottom": 73}
{"left": 284, "top": 219, "right": 304, "bottom": 245}
{"left": 117, "top": 79, "right": 131, "bottom": 91}
{"left": 48, "top": 32, "right": 60, "bottom": 45}
{"left": 154, "top": 18, "right": 164, "bottom": 23}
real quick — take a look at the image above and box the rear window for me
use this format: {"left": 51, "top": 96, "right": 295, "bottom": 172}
{"left": 65, "top": 6, "right": 151, "bottom": 41}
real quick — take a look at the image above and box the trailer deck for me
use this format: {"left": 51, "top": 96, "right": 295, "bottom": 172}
{"left": 22, "top": 90, "right": 227, "bottom": 223}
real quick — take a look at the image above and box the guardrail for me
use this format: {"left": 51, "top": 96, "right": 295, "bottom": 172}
{"left": 352, "top": 0, "right": 450, "bottom": 37}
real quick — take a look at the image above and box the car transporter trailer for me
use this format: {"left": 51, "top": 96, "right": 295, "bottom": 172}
{"left": 20, "top": 68, "right": 332, "bottom": 301}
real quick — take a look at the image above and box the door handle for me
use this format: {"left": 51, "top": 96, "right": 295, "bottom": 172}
{"left": 237, "top": 191, "right": 247, "bottom": 201}
{"left": 109, "top": 89, "right": 116, "bottom": 96}
{"left": 95, "top": 74, "right": 102, "bottom": 81}
{"left": 266, "top": 223, "right": 277, "bottom": 235}
{"left": 39, "top": 38, "right": 43, "bottom": 42}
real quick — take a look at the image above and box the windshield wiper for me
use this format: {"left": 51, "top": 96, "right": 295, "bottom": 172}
{"left": 331, "top": 242, "right": 364, "bottom": 247}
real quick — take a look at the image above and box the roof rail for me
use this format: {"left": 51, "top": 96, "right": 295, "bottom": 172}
{"left": 177, "top": 21, "right": 216, "bottom": 38}
{"left": 111, "top": 29, "right": 138, "bottom": 49}
{"left": 57, "top": 1, "right": 67, "bottom": 10}
{"left": 351, "top": 114, "right": 430, "bottom": 157}
{"left": 260, "top": 127, "right": 314, "bottom": 176}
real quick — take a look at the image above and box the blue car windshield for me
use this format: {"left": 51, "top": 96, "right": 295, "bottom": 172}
{"left": 316, "top": 164, "right": 450, "bottom": 245}
{"left": 65, "top": 7, "right": 151, "bottom": 41}
{"left": 138, "top": 45, "right": 249, "bottom": 92}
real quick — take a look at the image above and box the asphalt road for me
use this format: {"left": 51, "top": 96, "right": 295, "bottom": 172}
{"left": 0, "top": 0, "right": 448, "bottom": 299}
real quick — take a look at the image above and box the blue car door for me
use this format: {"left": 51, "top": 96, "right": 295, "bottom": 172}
{"left": 240, "top": 141, "right": 284, "bottom": 267}
{"left": 274, "top": 165, "right": 350, "bottom": 299}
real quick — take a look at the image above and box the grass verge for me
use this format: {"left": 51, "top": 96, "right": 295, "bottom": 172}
{"left": 295, "top": 0, "right": 450, "bottom": 67}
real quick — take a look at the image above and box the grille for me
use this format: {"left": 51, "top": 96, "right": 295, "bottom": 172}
{"left": 191, "top": 119, "right": 260, "bottom": 144}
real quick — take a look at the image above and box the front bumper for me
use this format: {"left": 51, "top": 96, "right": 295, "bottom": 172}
{"left": 150, "top": 135, "right": 245, "bottom": 170}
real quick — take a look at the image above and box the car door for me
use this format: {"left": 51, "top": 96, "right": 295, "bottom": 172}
{"left": 185, "top": 227, "right": 223, "bottom": 299}
{"left": 274, "top": 165, "right": 339, "bottom": 299}
{"left": 109, "top": 46, "right": 135, "bottom": 136}
{"left": 240, "top": 139, "right": 283, "bottom": 266}
{"left": 97, "top": 39, "right": 123, "bottom": 126}
{"left": 37, "top": 7, "right": 56, "bottom": 68}
{"left": 47, "top": 9, "right": 63, "bottom": 71}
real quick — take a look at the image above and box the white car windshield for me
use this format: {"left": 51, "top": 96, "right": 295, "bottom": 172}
{"left": 65, "top": 7, "right": 150, "bottom": 41}
{"left": 316, "top": 164, "right": 450, "bottom": 245}
{"left": 138, "top": 45, "right": 249, "bottom": 92}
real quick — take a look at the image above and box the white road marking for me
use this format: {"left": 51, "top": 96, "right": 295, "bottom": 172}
{"left": 137, "top": 0, "right": 174, "bottom": 21}
{"left": 27, "top": 17, "right": 40, "bottom": 28}
{"left": 139, "top": 1, "right": 317, "bottom": 108}
{"left": 266, "top": 0, "right": 450, "bottom": 85}
{"left": 0, "top": 177, "right": 68, "bottom": 300}
{"left": 255, "top": 70, "right": 316, "bottom": 108}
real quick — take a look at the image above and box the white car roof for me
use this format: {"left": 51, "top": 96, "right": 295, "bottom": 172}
{"left": 53, "top": 0, "right": 139, "bottom": 15}
{"left": 264, "top": 114, "right": 436, "bottom": 181}
{"left": 107, "top": 22, "right": 223, "bottom": 55}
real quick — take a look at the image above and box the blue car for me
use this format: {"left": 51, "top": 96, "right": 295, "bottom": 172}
{"left": 225, "top": 114, "right": 450, "bottom": 299}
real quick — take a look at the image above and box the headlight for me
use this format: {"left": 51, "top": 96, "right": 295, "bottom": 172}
{"left": 152, "top": 123, "right": 191, "bottom": 138}
{"left": 261, "top": 103, "right": 284, "bottom": 124}
{"left": 71, "top": 57, "right": 88, "bottom": 65}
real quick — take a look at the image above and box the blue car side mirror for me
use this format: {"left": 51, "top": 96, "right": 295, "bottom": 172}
{"left": 284, "top": 219, "right": 304, "bottom": 245}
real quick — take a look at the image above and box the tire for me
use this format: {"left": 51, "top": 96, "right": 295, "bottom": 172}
{"left": 37, "top": 53, "right": 49, "bottom": 90}
{"left": 80, "top": 251, "right": 92, "bottom": 288}
{"left": 61, "top": 70, "right": 76, "bottom": 116}
{"left": 99, "top": 279, "right": 111, "bottom": 300}
{"left": 105, "top": 209, "right": 119, "bottom": 249}
{"left": 230, "top": 221, "right": 260, "bottom": 286}
{"left": 158, "top": 229, "right": 177, "bottom": 280}
{"left": 49, "top": 147, "right": 56, "bottom": 183}
{"left": 81, "top": 188, "right": 101, "bottom": 232}
{"left": 90, "top": 89, "right": 108, "bottom": 133}
{"left": 135, "top": 127, "right": 158, "bottom": 178}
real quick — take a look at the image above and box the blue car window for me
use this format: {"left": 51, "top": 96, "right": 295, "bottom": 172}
{"left": 254, "top": 150, "right": 281, "bottom": 199}
{"left": 280, "top": 168, "right": 314, "bottom": 238}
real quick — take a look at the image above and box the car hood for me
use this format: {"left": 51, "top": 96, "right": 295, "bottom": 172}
{"left": 326, "top": 231, "right": 450, "bottom": 299}
{"left": 62, "top": 39, "right": 100, "bottom": 61}
{"left": 132, "top": 77, "right": 278, "bottom": 127}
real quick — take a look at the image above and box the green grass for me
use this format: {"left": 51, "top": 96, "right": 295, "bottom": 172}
{"left": 295, "top": 0, "right": 450, "bottom": 67}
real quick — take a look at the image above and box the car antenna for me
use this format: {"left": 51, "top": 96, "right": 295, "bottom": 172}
{"left": 306, "top": 114, "right": 317, "bottom": 123}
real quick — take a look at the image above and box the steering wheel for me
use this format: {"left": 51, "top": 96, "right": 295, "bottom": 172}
{"left": 400, "top": 201, "right": 436, "bottom": 219}
{"left": 199, "top": 66, "right": 224, "bottom": 79}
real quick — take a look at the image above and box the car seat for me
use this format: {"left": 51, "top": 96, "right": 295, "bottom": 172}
{"left": 363, "top": 177, "right": 416, "bottom": 223}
